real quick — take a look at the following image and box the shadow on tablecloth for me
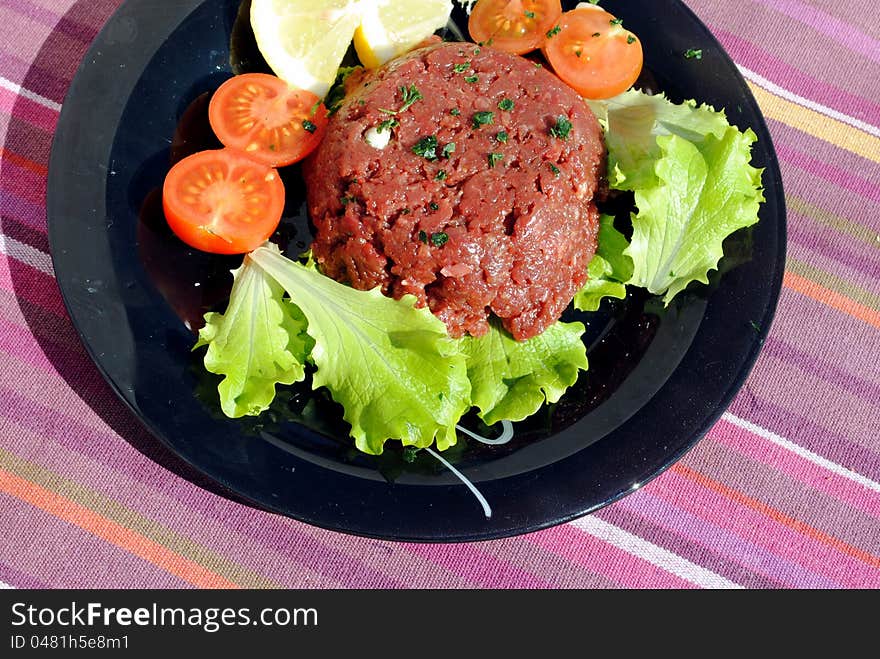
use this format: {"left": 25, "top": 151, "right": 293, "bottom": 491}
{"left": 0, "top": 0, "right": 256, "bottom": 509}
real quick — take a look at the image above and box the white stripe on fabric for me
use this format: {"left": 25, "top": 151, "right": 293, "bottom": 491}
{"left": 0, "top": 76, "right": 62, "bottom": 113}
{"left": 722, "top": 412, "right": 880, "bottom": 494}
{"left": 0, "top": 234, "right": 54, "bottom": 276}
{"left": 0, "top": 580, "right": 14, "bottom": 589}
{"left": 569, "top": 515, "right": 743, "bottom": 589}
{"left": 737, "top": 65, "right": 880, "bottom": 138}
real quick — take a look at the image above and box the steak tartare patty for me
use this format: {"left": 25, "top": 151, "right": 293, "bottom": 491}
{"left": 303, "top": 42, "right": 606, "bottom": 340}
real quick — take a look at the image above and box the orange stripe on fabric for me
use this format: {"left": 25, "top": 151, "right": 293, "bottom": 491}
{"left": 672, "top": 464, "right": 880, "bottom": 568}
{"left": 0, "top": 467, "right": 239, "bottom": 589}
{"left": 0, "top": 147, "right": 48, "bottom": 177}
{"left": 783, "top": 271, "right": 880, "bottom": 329}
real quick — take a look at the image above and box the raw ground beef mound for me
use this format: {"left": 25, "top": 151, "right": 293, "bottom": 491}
{"left": 303, "top": 42, "right": 606, "bottom": 340}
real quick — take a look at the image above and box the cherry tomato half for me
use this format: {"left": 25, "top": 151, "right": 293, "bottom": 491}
{"left": 162, "top": 148, "right": 285, "bottom": 255}
{"left": 468, "top": 0, "right": 562, "bottom": 55}
{"left": 542, "top": 7, "right": 643, "bottom": 100}
{"left": 208, "top": 73, "right": 328, "bottom": 168}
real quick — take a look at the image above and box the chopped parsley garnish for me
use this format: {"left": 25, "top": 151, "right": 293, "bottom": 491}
{"left": 435, "top": 170, "right": 447, "bottom": 181}
{"left": 377, "top": 118, "right": 399, "bottom": 133}
{"left": 684, "top": 48, "right": 703, "bottom": 60}
{"left": 402, "top": 208, "right": 411, "bottom": 215}
{"left": 450, "top": 108, "right": 461, "bottom": 116}
{"left": 454, "top": 62, "right": 471, "bottom": 73}
{"left": 418, "top": 230, "right": 428, "bottom": 243}
{"left": 549, "top": 163, "right": 560, "bottom": 176}
{"left": 495, "top": 130, "right": 509, "bottom": 143}
{"left": 546, "top": 25, "right": 561, "bottom": 38}
{"left": 472, "top": 111, "right": 495, "bottom": 128}
{"left": 525, "top": 10, "right": 536, "bottom": 18}
{"left": 575, "top": 50, "right": 582, "bottom": 57}
{"left": 550, "top": 116, "right": 573, "bottom": 140}
{"left": 412, "top": 135, "right": 439, "bottom": 160}
{"left": 610, "top": 18, "right": 623, "bottom": 25}
{"left": 380, "top": 84, "right": 423, "bottom": 114}
{"left": 430, "top": 202, "right": 440, "bottom": 211}
{"left": 498, "top": 98, "right": 514, "bottom": 111}
{"left": 464, "top": 75, "right": 479, "bottom": 84}
{"left": 340, "top": 195, "right": 356, "bottom": 206}
{"left": 627, "top": 35, "right": 636, "bottom": 44}
{"left": 442, "top": 142, "right": 457, "bottom": 158}
{"left": 430, "top": 232, "right": 449, "bottom": 247}
{"left": 473, "top": 47, "right": 481, "bottom": 55}
{"left": 302, "top": 120, "right": 317, "bottom": 133}
{"left": 488, "top": 152, "right": 504, "bottom": 168}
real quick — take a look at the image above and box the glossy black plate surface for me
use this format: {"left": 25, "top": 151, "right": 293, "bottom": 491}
{"left": 47, "top": 0, "right": 785, "bottom": 542}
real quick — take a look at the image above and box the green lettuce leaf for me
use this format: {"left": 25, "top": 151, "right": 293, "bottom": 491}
{"left": 626, "top": 130, "right": 764, "bottom": 303}
{"left": 588, "top": 90, "right": 732, "bottom": 190}
{"left": 588, "top": 89, "right": 763, "bottom": 305}
{"left": 250, "top": 245, "right": 470, "bottom": 455}
{"left": 461, "top": 319, "right": 588, "bottom": 426}
{"left": 574, "top": 215, "right": 633, "bottom": 312}
{"left": 194, "top": 257, "right": 311, "bottom": 418}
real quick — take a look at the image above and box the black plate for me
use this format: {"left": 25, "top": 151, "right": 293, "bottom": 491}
{"left": 47, "top": 0, "right": 785, "bottom": 542}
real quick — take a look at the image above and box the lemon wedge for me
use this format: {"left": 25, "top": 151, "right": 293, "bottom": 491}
{"left": 354, "top": 0, "right": 453, "bottom": 69}
{"left": 251, "top": 0, "right": 453, "bottom": 98}
{"left": 250, "top": 0, "right": 363, "bottom": 98}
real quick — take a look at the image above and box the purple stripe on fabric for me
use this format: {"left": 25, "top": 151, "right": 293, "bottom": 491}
{"left": 788, "top": 209, "right": 880, "bottom": 283}
{"left": 727, "top": 393, "right": 880, "bottom": 481}
{"left": 0, "top": 387, "right": 411, "bottom": 588}
{"left": 761, "top": 336, "right": 880, "bottom": 404}
{"left": 780, "top": 163, "right": 880, "bottom": 236}
{"left": 0, "top": 191, "right": 48, "bottom": 233}
{"left": 0, "top": 0, "right": 100, "bottom": 44}
{"left": 0, "top": 558, "right": 48, "bottom": 588}
{"left": 776, "top": 141, "right": 880, "bottom": 206}
{"left": 0, "top": 51, "right": 71, "bottom": 105}
{"left": 0, "top": 161, "right": 47, "bottom": 208}
{"left": 603, "top": 491, "right": 839, "bottom": 588}
{"left": 596, "top": 505, "right": 778, "bottom": 589}
{"left": 0, "top": 494, "right": 190, "bottom": 589}
{"left": 708, "top": 25, "right": 880, "bottom": 125}
{"left": 3, "top": 115, "right": 53, "bottom": 164}
{"left": 0, "top": 216, "right": 49, "bottom": 253}
{"left": 758, "top": 0, "right": 880, "bottom": 65}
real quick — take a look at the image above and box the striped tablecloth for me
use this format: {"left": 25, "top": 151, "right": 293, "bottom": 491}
{"left": 0, "top": 0, "right": 877, "bottom": 590}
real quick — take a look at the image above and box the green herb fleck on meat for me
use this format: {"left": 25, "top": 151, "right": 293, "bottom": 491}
{"left": 430, "top": 202, "right": 440, "bottom": 211}
{"left": 488, "top": 152, "right": 504, "bottom": 168}
{"left": 442, "top": 142, "right": 457, "bottom": 158}
{"left": 454, "top": 62, "right": 471, "bottom": 73}
{"left": 450, "top": 108, "right": 461, "bottom": 116}
{"left": 550, "top": 116, "right": 573, "bottom": 140}
{"left": 380, "top": 84, "right": 423, "bottom": 114}
{"left": 546, "top": 25, "right": 561, "bottom": 38}
{"left": 610, "top": 18, "right": 623, "bottom": 26}
{"left": 430, "top": 232, "right": 449, "bottom": 247}
{"left": 418, "top": 230, "right": 428, "bottom": 243}
{"left": 377, "top": 118, "right": 399, "bottom": 133}
{"left": 627, "top": 35, "right": 636, "bottom": 44}
{"left": 435, "top": 170, "right": 448, "bottom": 181}
{"left": 495, "top": 131, "right": 509, "bottom": 143}
{"left": 464, "top": 75, "right": 479, "bottom": 84}
{"left": 549, "top": 163, "right": 560, "bottom": 176}
{"left": 302, "top": 120, "right": 317, "bottom": 133}
{"left": 498, "top": 98, "right": 514, "bottom": 111}
{"left": 412, "top": 135, "right": 439, "bottom": 160}
{"left": 472, "top": 111, "right": 495, "bottom": 128}
{"left": 525, "top": 10, "right": 536, "bottom": 18}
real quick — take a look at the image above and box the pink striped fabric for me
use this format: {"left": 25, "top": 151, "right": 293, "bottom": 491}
{"left": 0, "top": 0, "right": 877, "bottom": 589}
